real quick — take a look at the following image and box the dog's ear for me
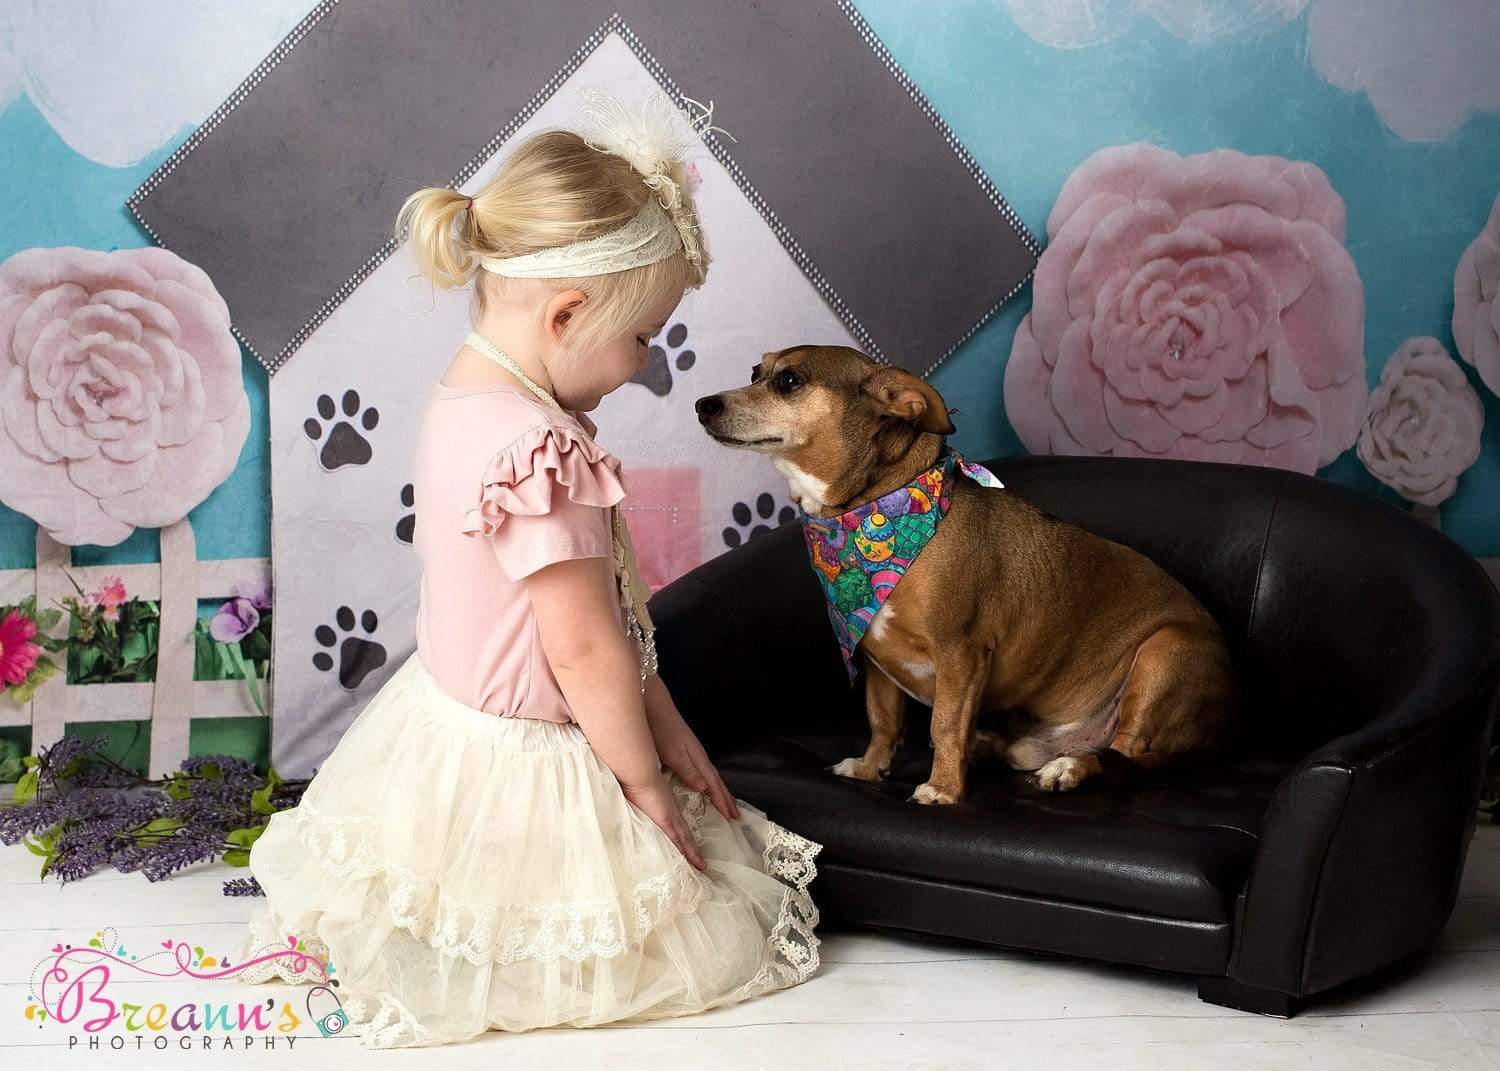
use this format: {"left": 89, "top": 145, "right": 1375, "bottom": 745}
{"left": 860, "top": 367, "right": 955, "bottom": 434}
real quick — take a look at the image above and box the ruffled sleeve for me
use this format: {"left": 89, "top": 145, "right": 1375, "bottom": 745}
{"left": 461, "top": 422, "right": 628, "bottom": 581}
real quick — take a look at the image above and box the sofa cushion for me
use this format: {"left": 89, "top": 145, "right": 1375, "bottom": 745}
{"left": 715, "top": 718, "right": 1302, "bottom": 925}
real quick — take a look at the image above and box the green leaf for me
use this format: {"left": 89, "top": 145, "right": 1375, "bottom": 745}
{"left": 133, "top": 817, "right": 186, "bottom": 843}
{"left": 231, "top": 647, "right": 266, "bottom": 716}
{"left": 239, "top": 630, "right": 270, "bottom": 664}
{"left": 22, "top": 755, "right": 39, "bottom": 768}
{"left": 13, "top": 769, "right": 38, "bottom": 804}
{"left": 222, "top": 848, "right": 250, "bottom": 867}
{"left": 121, "top": 631, "right": 149, "bottom": 666}
{"left": 226, "top": 825, "right": 265, "bottom": 849}
{"left": 193, "top": 628, "right": 220, "bottom": 680}
{"left": 165, "top": 776, "right": 193, "bottom": 801}
{"left": 74, "top": 645, "right": 101, "bottom": 683}
{"left": 198, "top": 762, "right": 222, "bottom": 781}
{"left": 22, "top": 833, "right": 49, "bottom": 857}
{"left": 250, "top": 784, "right": 275, "bottom": 815}
{"left": 0, "top": 740, "right": 22, "bottom": 783}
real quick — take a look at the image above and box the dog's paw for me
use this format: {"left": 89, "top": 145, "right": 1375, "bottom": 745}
{"left": 909, "top": 782, "right": 958, "bottom": 805}
{"left": 1035, "top": 756, "right": 1087, "bottom": 792}
{"left": 829, "top": 757, "right": 886, "bottom": 782}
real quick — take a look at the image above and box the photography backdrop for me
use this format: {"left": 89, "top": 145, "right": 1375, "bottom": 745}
{"left": 2, "top": 1, "right": 1497, "bottom": 778}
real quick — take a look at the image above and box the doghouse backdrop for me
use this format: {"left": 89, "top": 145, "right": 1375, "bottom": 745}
{"left": 2, "top": 1, "right": 1497, "bottom": 779}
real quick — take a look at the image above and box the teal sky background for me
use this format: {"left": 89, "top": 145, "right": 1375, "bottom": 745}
{"left": 2, "top": 2, "right": 1496, "bottom": 572}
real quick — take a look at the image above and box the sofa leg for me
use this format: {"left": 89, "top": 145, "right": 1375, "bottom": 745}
{"left": 1197, "top": 976, "right": 1304, "bottom": 1017}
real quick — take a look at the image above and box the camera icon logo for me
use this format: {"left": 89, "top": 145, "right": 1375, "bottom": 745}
{"left": 306, "top": 984, "right": 347, "bottom": 1037}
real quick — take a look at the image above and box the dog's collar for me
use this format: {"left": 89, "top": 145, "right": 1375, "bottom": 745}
{"left": 798, "top": 450, "right": 1003, "bottom": 681}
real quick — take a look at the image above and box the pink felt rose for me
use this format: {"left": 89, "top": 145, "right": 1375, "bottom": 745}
{"left": 1453, "top": 193, "right": 1500, "bottom": 398}
{"left": 0, "top": 246, "right": 250, "bottom": 546}
{"left": 1004, "top": 143, "right": 1368, "bottom": 472}
{"left": 1357, "top": 337, "right": 1483, "bottom": 507}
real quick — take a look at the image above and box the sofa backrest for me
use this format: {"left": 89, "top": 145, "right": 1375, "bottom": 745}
{"left": 990, "top": 456, "right": 1500, "bottom": 747}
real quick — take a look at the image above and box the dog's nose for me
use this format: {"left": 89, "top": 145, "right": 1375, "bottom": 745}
{"left": 695, "top": 394, "right": 724, "bottom": 422}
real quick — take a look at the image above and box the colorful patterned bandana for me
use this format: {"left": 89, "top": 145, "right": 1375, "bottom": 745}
{"left": 799, "top": 450, "right": 1004, "bottom": 681}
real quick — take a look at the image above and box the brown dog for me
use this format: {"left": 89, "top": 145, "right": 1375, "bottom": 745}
{"left": 694, "top": 345, "right": 1239, "bottom": 803}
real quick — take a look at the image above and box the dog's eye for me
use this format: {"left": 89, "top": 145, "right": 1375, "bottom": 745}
{"left": 771, "top": 368, "right": 803, "bottom": 394}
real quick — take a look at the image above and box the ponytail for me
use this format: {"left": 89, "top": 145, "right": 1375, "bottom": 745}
{"left": 392, "top": 186, "right": 476, "bottom": 290}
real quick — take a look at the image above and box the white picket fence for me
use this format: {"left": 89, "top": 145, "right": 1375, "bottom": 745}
{"left": 0, "top": 520, "right": 272, "bottom": 778}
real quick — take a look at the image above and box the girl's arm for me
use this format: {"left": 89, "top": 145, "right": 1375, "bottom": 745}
{"left": 525, "top": 554, "right": 706, "bottom": 870}
{"left": 643, "top": 673, "right": 739, "bottom": 821}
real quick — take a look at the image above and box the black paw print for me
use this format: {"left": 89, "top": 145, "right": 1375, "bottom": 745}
{"left": 395, "top": 484, "right": 415, "bottom": 545}
{"left": 304, "top": 390, "right": 378, "bottom": 471}
{"left": 722, "top": 493, "right": 796, "bottom": 548}
{"left": 312, "top": 606, "right": 388, "bottom": 690}
{"left": 630, "top": 322, "right": 697, "bottom": 397}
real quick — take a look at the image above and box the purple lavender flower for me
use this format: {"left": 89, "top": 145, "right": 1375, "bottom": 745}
{"left": 36, "top": 733, "right": 109, "bottom": 784}
{"left": 223, "top": 876, "right": 264, "bottom": 897}
{"left": 0, "top": 791, "right": 95, "bottom": 844}
{"left": 209, "top": 597, "right": 260, "bottom": 643}
{"left": 72, "top": 762, "right": 142, "bottom": 788}
{"left": 139, "top": 824, "right": 225, "bottom": 882}
{"left": 180, "top": 754, "right": 258, "bottom": 782}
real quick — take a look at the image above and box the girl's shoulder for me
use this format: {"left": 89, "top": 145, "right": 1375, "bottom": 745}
{"left": 437, "top": 386, "right": 623, "bottom": 538}
{"left": 430, "top": 379, "right": 602, "bottom": 449}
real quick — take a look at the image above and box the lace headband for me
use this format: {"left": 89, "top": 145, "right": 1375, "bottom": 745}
{"left": 477, "top": 198, "right": 682, "bottom": 278}
{"left": 476, "top": 86, "right": 733, "bottom": 283}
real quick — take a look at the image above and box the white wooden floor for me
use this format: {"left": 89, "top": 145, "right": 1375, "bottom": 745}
{"left": 3, "top": 822, "right": 1497, "bottom": 1069}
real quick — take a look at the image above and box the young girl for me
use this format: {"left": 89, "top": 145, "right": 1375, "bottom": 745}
{"left": 234, "top": 89, "right": 823, "bottom": 1049}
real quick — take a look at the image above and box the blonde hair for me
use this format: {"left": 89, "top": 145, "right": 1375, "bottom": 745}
{"left": 393, "top": 130, "right": 705, "bottom": 360}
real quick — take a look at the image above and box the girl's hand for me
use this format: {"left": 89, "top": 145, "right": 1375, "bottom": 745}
{"left": 644, "top": 677, "right": 740, "bottom": 822}
{"left": 621, "top": 770, "right": 706, "bottom": 871}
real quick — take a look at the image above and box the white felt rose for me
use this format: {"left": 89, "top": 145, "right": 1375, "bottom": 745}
{"left": 1453, "top": 193, "right": 1500, "bottom": 398}
{"left": 0, "top": 246, "right": 250, "bottom": 545}
{"left": 1356, "top": 337, "right": 1483, "bottom": 507}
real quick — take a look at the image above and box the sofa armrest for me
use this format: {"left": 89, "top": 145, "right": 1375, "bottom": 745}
{"left": 1227, "top": 657, "right": 1500, "bottom": 997}
{"left": 646, "top": 522, "right": 857, "bottom": 758}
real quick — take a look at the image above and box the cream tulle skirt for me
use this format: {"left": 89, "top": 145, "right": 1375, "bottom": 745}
{"left": 231, "top": 652, "right": 823, "bottom": 1049}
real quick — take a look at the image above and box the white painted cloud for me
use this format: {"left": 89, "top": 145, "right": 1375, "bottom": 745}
{"left": 1308, "top": 0, "right": 1500, "bottom": 142}
{"left": 0, "top": 26, "right": 20, "bottom": 113}
{"left": 1001, "top": 0, "right": 1500, "bottom": 142}
{"left": 0, "top": 1, "right": 319, "bottom": 167}
{"left": 1001, "top": 0, "right": 1310, "bottom": 48}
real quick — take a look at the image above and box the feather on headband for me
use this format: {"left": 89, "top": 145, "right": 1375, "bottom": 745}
{"left": 477, "top": 86, "right": 733, "bottom": 285}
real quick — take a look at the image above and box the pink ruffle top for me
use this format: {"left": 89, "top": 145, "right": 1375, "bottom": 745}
{"left": 412, "top": 379, "right": 628, "bottom": 722}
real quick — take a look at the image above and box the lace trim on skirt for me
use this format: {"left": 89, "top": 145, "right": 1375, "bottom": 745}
{"left": 287, "top": 803, "right": 714, "bottom": 966}
{"left": 235, "top": 818, "right": 822, "bottom": 1048}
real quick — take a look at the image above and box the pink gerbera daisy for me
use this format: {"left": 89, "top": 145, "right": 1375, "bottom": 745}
{"left": 0, "top": 609, "right": 41, "bottom": 687}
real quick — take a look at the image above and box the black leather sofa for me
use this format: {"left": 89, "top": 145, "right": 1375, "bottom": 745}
{"left": 648, "top": 456, "right": 1500, "bottom": 1016}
